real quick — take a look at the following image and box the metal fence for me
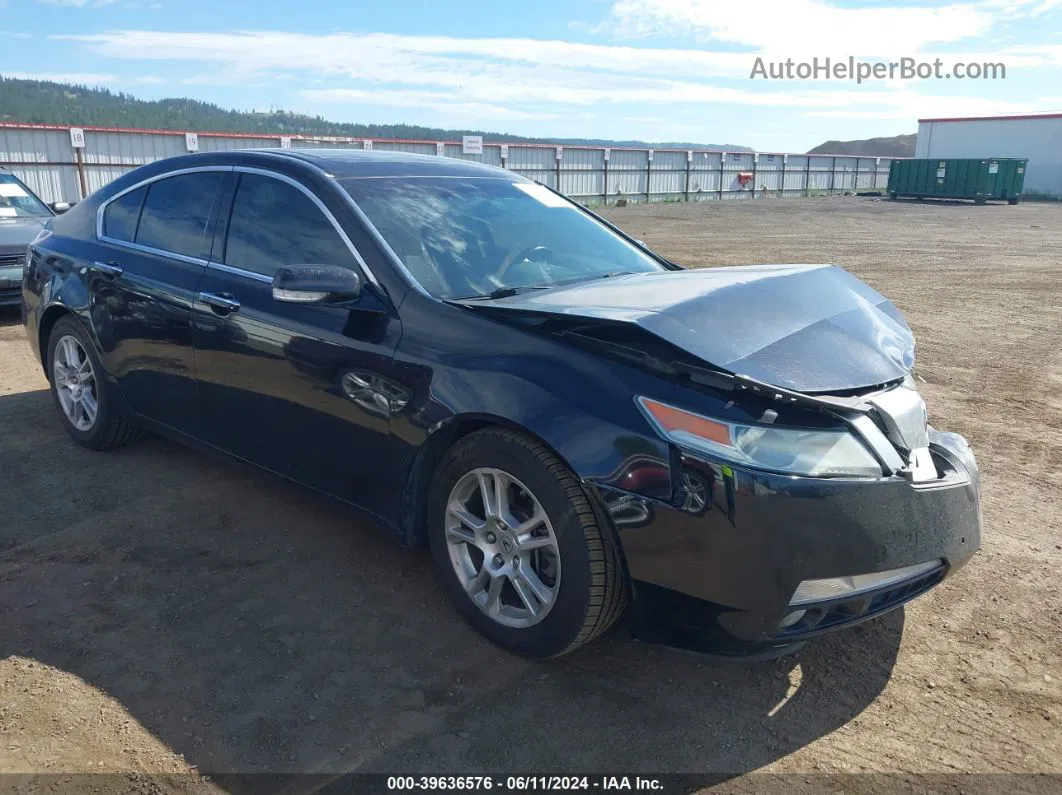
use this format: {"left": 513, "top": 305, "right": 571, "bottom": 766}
{"left": 0, "top": 122, "right": 898, "bottom": 206}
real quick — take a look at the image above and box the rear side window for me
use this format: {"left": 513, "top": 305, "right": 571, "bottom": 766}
{"left": 102, "top": 186, "right": 147, "bottom": 242}
{"left": 224, "top": 173, "right": 355, "bottom": 276}
{"left": 135, "top": 171, "right": 223, "bottom": 259}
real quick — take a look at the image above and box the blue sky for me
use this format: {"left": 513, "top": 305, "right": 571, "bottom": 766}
{"left": 2, "top": 0, "right": 1062, "bottom": 150}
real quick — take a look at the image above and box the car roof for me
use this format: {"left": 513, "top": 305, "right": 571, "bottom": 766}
{"left": 249, "top": 148, "right": 526, "bottom": 180}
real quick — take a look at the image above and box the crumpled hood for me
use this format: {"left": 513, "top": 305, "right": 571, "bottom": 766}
{"left": 0, "top": 216, "right": 47, "bottom": 256}
{"left": 468, "top": 264, "right": 915, "bottom": 393}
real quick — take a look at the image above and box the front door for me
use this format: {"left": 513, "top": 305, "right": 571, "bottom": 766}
{"left": 192, "top": 169, "right": 403, "bottom": 518}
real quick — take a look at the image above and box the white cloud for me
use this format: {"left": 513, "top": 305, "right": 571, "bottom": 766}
{"left": 599, "top": 0, "right": 991, "bottom": 53}
{"left": 50, "top": 28, "right": 1061, "bottom": 131}
{"left": 35, "top": 0, "right": 117, "bottom": 6}
{"left": 59, "top": 28, "right": 1062, "bottom": 86}
{"left": 57, "top": 30, "right": 756, "bottom": 80}
{"left": 993, "top": 43, "right": 1062, "bottom": 64}
{"left": 597, "top": 0, "right": 1062, "bottom": 53}
{"left": 304, "top": 84, "right": 1054, "bottom": 123}
{"left": 805, "top": 93, "right": 1061, "bottom": 119}
{"left": 305, "top": 89, "right": 559, "bottom": 121}
{"left": 980, "top": 0, "right": 1062, "bottom": 15}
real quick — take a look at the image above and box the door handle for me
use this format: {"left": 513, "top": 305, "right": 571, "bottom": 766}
{"left": 197, "top": 291, "right": 241, "bottom": 314}
{"left": 89, "top": 261, "right": 123, "bottom": 279}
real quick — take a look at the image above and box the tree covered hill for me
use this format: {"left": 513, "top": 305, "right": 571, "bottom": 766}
{"left": 0, "top": 76, "right": 751, "bottom": 150}
{"left": 808, "top": 134, "right": 916, "bottom": 157}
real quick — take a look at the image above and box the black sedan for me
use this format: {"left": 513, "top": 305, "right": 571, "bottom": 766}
{"left": 21, "top": 149, "right": 981, "bottom": 658}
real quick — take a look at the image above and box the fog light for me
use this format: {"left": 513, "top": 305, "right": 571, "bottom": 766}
{"left": 789, "top": 560, "right": 942, "bottom": 607}
{"left": 778, "top": 609, "right": 806, "bottom": 628}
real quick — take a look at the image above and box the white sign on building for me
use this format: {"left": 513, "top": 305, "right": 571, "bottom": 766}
{"left": 462, "top": 135, "right": 483, "bottom": 155}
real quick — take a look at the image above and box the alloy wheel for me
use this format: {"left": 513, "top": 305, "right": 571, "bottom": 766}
{"left": 444, "top": 467, "right": 561, "bottom": 628}
{"left": 52, "top": 335, "right": 98, "bottom": 432}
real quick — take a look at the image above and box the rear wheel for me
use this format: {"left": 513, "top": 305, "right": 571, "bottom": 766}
{"left": 47, "top": 316, "right": 140, "bottom": 450}
{"left": 427, "top": 428, "right": 627, "bottom": 658}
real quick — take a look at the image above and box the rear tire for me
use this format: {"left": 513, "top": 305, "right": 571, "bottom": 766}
{"left": 427, "top": 428, "right": 627, "bottom": 658}
{"left": 1008, "top": 198, "right": 1020, "bottom": 205}
{"left": 47, "top": 316, "right": 141, "bottom": 451}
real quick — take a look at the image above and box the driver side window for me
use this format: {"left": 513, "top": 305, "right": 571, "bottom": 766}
{"left": 224, "top": 173, "right": 356, "bottom": 277}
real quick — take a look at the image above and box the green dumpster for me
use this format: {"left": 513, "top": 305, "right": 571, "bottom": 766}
{"left": 888, "top": 158, "right": 1028, "bottom": 204}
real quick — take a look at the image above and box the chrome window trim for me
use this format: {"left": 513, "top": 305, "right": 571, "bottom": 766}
{"left": 102, "top": 240, "right": 208, "bottom": 268}
{"left": 94, "top": 161, "right": 384, "bottom": 293}
{"left": 95, "top": 165, "right": 233, "bottom": 260}
{"left": 230, "top": 165, "right": 383, "bottom": 291}
{"left": 209, "top": 260, "right": 272, "bottom": 284}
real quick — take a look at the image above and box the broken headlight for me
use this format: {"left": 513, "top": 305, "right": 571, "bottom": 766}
{"left": 637, "top": 396, "right": 883, "bottom": 478}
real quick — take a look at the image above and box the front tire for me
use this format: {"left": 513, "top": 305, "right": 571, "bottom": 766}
{"left": 47, "top": 316, "right": 140, "bottom": 451}
{"left": 427, "top": 428, "right": 627, "bottom": 658}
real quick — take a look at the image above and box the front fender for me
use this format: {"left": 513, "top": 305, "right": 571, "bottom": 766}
{"left": 387, "top": 297, "right": 736, "bottom": 541}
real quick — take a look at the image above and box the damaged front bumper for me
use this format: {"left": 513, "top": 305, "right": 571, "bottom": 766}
{"left": 593, "top": 428, "right": 981, "bottom": 657}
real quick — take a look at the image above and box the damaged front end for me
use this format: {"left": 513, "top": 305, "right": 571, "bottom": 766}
{"left": 604, "top": 366, "right": 981, "bottom": 656}
{"left": 452, "top": 265, "right": 981, "bottom": 655}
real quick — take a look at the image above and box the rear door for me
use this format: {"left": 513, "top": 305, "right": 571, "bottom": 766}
{"left": 92, "top": 167, "right": 228, "bottom": 435}
{"left": 192, "top": 167, "right": 403, "bottom": 516}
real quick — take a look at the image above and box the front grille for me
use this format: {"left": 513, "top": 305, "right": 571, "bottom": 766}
{"left": 0, "top": 254, "right": 25, "bottom": 297}
{"left": 771, "top": 564, "right": 947, "bottom": 639}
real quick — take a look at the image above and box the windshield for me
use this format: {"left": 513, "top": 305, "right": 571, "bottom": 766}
{"left": 0, "top": 174, "right": 51, "bottom": 218}
{"left": 339, "top": 177, "right": 666, "bottom": 298}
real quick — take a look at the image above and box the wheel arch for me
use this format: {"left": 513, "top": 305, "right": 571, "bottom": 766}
{"left": 400, "top": 414, "right": 552, "bottom": 546}
{"left": 37, "top": 303, "right": 80, "bottom": 379}
{"left": 399, "top": 413, "right": 627, "bottom": 566}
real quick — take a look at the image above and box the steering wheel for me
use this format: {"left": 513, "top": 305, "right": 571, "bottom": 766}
{"left": 496, "top": 245, "right": 553, "bottom": 280}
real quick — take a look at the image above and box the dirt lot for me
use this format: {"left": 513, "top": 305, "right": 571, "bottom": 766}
{"left": 1, "top": 196, "right": 1059, "bottom": 792}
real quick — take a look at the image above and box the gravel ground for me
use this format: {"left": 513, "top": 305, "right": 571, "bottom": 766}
{"left": 0, "top": 196, "right": 1059, "bottom": 794}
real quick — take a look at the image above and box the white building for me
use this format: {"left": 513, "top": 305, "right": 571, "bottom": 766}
{"left": 916, "top": 113, "right": 1062, "bottom": 199}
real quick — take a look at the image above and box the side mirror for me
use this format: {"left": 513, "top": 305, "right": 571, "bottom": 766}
{"left": 51, "top": 201, "right": 72, "bottom": 214}
{"left": 272, "top": 264, "right": 361, "bottom": 304}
